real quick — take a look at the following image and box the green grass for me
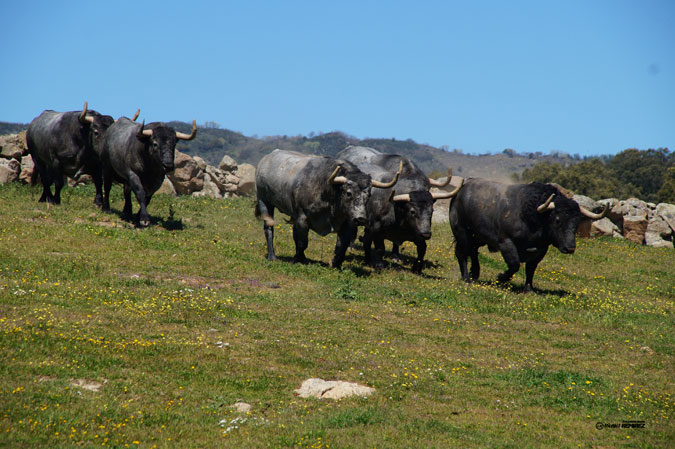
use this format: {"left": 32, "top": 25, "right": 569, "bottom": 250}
{"left": 0, "top": 183, "right": 673, "bottom": 448}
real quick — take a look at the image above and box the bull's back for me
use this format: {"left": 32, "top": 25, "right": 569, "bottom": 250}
{"left": 256, "top": 150, "right": 317, "bottom": 216}
{"left": 450, "top": 179, "right": 512, "bottom": 244}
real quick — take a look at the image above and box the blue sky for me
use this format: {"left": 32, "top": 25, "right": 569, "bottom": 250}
{"left": 1, "top": 0, "right": 673, "bottom": 156}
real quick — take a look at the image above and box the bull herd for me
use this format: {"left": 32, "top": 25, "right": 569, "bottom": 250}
{"left": 26, "top": 103, "right": 608, "bottom": 292}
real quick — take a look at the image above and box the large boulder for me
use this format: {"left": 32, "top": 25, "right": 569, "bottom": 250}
{"left": 218, "top": 155, "right": 238, "bottom": 172}
{"left": 0, "top": 158, "right": 20, "bottom": 183}
{"left": 655, "top": 203, "right": 675, "bottom": 233}
{"left": 236, "top": 163, "right": 256, "bottom": 196}
{"left": 155, "top": 176, "right": 177, "bottom": 196}
{"left": 205, "top": 165, "right": 239, "bottom": 196}
{"left": 192, "top": 172, "right": 223, "bottom": 199}
{"left": 623, "top": 215, "right": 648, "bottom": 245}
{"left": 645, "top": 213, "right": 673, "bottom": 248}
{"left": 19, "top": 155, "right": 35, "bottom": 185}
{"left": 591, "top": 217, "right": 621, "bottom": 238}
{"left": 295, "top": 378, "right": 375, "bottom": 400}
{"left": 0, "top": 132, "right": 27, "bottom": 160}
{"left": 168, "top": 150, "right": 204, "bottom": 195}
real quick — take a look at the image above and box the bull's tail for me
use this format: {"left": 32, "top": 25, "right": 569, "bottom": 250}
{"left": 255, "top": 201, "right": 275, "bottom": 227}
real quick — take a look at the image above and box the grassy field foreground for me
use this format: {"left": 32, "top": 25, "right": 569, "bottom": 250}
{"left": 0, "top": 183, "right": 673, "bottom": 448}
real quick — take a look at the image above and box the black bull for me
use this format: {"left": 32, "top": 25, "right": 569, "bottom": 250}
{"left": 100, "top": 118, "right": 196, "bottom": 227}
{"left": 337, "top": 146, "right": 462, "bottom": 273}
{"left": 26, "top": 102, "right": 114, "bottom": 205}
{"left": 449, "top": 179, "right": 607, "bottom": 292}
{"left": 255, "top": 149, "right": 400, "bottom": 268}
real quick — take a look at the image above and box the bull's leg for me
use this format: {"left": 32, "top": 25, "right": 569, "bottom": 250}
{"left": 292, "top": 219, "right": 309, "bottom": 263}
{"left": 256, "top": 199, "right": 277, "bottom": 261}
{"left": 52, "top": 174, "right": 65, "bottom": 205}
{"left": 373, "top": 236, "right": 385, "bottom": 269}
{"left": 264, "top": 208, "right": 277, "bottom": 261}
{"left": 102, "top": 171, "right": 113, "bottom": 212}
{"left": 122, "top": 184, "right": 133, "bottom": 220}
{"left": 451, "top": 223, "right": 473, "bottom": 282}
{"left": 524, "top": 249, "right": 548, "bottom": 293}
{"left": 332, "top": 222, "right": 355, "bottom": 268}
{"left": 34, "top": 159, "right": 53, "bottom": 203}
{"left": 362, "top": 230, "right": 373, "bottom": 265}
{"left": 497, "top": 240, "right": 521, "bottom": 284}
{"left": 412, "top": 240, "right": 427, "bottom": 273}
{"left": 391, "top": 244, "right": 402, "bottom": 263}
{"left": 127, "top": 174, "right": 150, "bottom": 227}
{"left": 469, "top": 249, "right": 480, "bottom": 280}
{"left": 91, "top": 167, "right": 103, "bottom": 207}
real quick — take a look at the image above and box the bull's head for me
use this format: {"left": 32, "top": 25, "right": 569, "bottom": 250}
{"left": 536, "top": 193, "right": 608, "bottom": 253}
{"left": 328, "top": 162, "right": 402, "bottom": 225}
{"left": 137, "top": 120, "right": 197, "bottom": 172}
{"left": 77, "top": 102, "right": 114, "bottom": 156}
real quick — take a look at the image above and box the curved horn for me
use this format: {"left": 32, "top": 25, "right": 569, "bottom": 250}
{"left": 176, "top": 120, "right": 197, "bottom": 140}
{"left": 431, "top": 177, "right": 464, "bottom": 200}
{"left": 328, "top": 165, "right": 347, "bottom": 185}
{"left": 131, "top": 109, "right": 140, "bottom": 121}
{"left": 137, "top": 120, "right": 153, "bottom": 138}
{"left": 580, "top": 203, "right": 608, "bottom": 220}
{"left": 79, "top": 101, "right": 94, "bottom": 124}
{"left": 536, "top": 194, "right": 556, "bottom": 213}
{"left": 429, "top": 168, "right": 453, "bottom": 187}
{"left": 372, "top": 160, "right": 403, "bottom": 189}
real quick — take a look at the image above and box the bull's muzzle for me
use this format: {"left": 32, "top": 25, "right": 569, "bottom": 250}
{"left": 421, "top": 232, "right": 432, "bottom": 240}
{"left": 163, "top": 163, "right": 175, "bottom": 172}
{"left": 354, "top": 217, "right": 367, "bottom": 226}
{"left": 560, "top": 246, "right": 576, "bottom": 254}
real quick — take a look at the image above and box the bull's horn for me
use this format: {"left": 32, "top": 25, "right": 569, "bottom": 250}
{"left": 431, "top": 177, "right": 464, "bottom": 200}
{"left": 372, "top": 160, "right": 402, "bottom": 189}
{"left": 328, "top": 165, "right": 347, "bottom": 185}
{"left": 79, "top": 101, "right": 94, "bottom": 124}
{"left": 536, "top": 194, "right": 556, "bottom": 213}
{"left": 392, "top": 192, "right": 411, "bottom": 202}
{"left": 580, "top": 203, "right": 608, "bottom": 220}
{"left": 131, "top": 109, "right": 140, "bottom": 121}
{"left": 429, "top": 168, "right": 452, "bottom": 187}
{"left": 176, "top": 120, "right": 197, "bottom": 140}
{"left": 137, "top": 120, "right": 153, "bottom": 138}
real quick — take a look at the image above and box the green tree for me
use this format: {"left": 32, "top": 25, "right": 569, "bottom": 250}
{"left": 657, "top": 166, "right": 675, "bottom": 203}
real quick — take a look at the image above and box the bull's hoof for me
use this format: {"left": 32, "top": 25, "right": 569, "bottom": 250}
{"left": 411, "top": 264, "right": 423, "bottom": 274}
{"left": 292, "top": 256, "right": 308, "bottom": 264}
{"left": 138, "top": 219, "right": 151, "bottom": 228}
{"left": 497, "top": 272, "right": 513, "bottom": 283}
{"left": 266, "top": 254, "right": 278, "bottom": 261}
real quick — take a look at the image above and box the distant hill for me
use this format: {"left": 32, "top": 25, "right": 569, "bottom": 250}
{"left": 2, "top": 120, "right": 579, "bottom": 182}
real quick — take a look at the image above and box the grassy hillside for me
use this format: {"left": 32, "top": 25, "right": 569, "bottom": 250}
{"left": 0, "top": 183, "right": 672, "bottom": 448}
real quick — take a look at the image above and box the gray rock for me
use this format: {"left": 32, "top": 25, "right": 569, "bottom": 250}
{"left": 623, "top": 215, "right": 648, "bottom": 245}
{"left": 19, "top": 156, "right": 35, "bottom": 184}
{"left": 236, "top": 163, "right": 256, "bottom": 196}
{"left": 0, "top": 158, "right": 20, "bottom": 183}
{"left": 156, "top": 177, "right": 177, "bottom": 196}
{"left": 655, "top": 203, "right": 675, "bottom": 233}
{"left": 295, "top": 378, "right": 375, "bottom": 400}
{"left": 0, "top": 132, "right": 27, "bottom": 160}
{"left": 573, "top": 194, "right": 601, "bottom": 213}
{"left": 168, "top": 150, "right": 203, "bottom": 194}
{"left": 218, "top": 155, "right": 238, "bottom": 172}
{"left": 591, "top": 217, "right": 620, "bottom": 237}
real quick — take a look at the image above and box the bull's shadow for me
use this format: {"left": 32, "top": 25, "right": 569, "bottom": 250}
{"left": 103, "top": 209, "right": 184, "bottom": 231}
{"left": 348, "top": 242, "right": 443, "bottom": 278}
{"left": 468, "top": 278, "right": 570, "bottom": 296}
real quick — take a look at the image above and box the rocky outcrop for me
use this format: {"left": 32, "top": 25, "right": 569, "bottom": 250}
{"left": 158, "top": 151, "right": 254, "bottom": 198}
{"left": 0, "top": 158, "right": 20, "bottom": 183}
